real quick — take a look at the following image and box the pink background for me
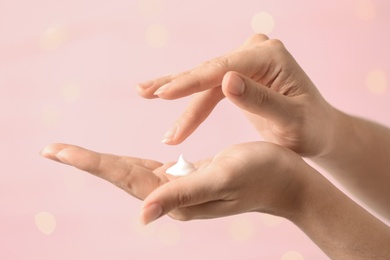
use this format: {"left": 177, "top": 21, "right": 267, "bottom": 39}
{"left": 1, "top": 0, "right": 389, "bottom": 259}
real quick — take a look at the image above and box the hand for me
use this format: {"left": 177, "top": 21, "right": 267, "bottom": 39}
{"left": 40, "top": 143, "right": 390, "bottom": 259}
{"left": 40, "top": 142, "right": 307, "bottom": 225}
{"left": 40, "top": 143, "right": 176, "bottom": 200}
{"left": 136, "top": 34, "right": 337, "bottom": 157}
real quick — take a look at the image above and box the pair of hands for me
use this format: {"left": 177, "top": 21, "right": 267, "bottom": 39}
{"left": 42, "top": 34, "right": 336, "bottom": 224}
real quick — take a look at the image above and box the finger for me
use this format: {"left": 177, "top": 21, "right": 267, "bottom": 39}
{"left": 240, "top": 34, "right": 269, "bottom": 49}
{"left": 140, "top": 168, "right": 220, "bottom": 225}
{"left": 41, "top": 143, "right": 162, "bottom": 171}
{"left": 41, "top": 143, "right": 163, "bottom": 199}
{"left": 135, "top": 71, "right": 189, "bottom": 99}
{"left": 143, "top": 34, "right": 277, "bottom": 100}
{"left": 222, "top": 72, "right": 296, "bottom": 126}
{"left": 136, "top": 34, "right": 269, "bottom": 100}
{"left": 161, "top": 87, "right": 225, "bottom": 145}
{"left": 153, "top": 52, "right": 247, "bottom": 99}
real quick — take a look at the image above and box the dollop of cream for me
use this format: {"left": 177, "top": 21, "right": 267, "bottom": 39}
{"left": 166, "top": 155, "right": 196, "bottom": 176}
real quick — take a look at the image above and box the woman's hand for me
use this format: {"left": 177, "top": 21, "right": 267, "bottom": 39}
{"left": 40, "top": 142, "right": 307, "bottom": 225}
{"left": 40, "top": 142, "right": 390, "bottom": 259}
{"left": 136, "top": 34, "right": 337, "bottom": 157}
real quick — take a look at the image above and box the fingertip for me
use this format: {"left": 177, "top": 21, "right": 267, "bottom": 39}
{"left": 140, "top": 203, "right": 163, "bottom": 226}
{"left": 161, "top": 137, "right": 183, "bottom": 146}
{"left": 222, "top": 72, "right": 245, "bottom": 96}
{"left": 54, "top": 149, "right": 71, "bottom": 165}
{"left": 161, "top": 124, "right": 177, "bottom": 144}
{"left": 40, "top": 146, "right": 51, "bottom": 157}
{"left": 221, "top": 71, "right": 233, "bottom": 89}
{"left": 161, "top": 139, "right": 178, "bottom": 145}
{"left": 40, "top": 143, "right": 56, "bottom": 154}
{"left": 40, "top": 150, "right": 58, "bottom": 162}
{"left": 161, "top": 123, "right": 187, "bottom": 145}
{"left": 135, "top": 85, "right": 159, "bottom": 99}
{"left": 40, "top": 143, "right": 73, "bottom": 165}
{"left": 136, "top": 80, "right": 154, "bottom": 90}
{"left": 40, "top": 143, "right": 62, "bottom": 162}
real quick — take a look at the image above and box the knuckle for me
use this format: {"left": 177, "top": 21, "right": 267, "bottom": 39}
{"left": 264, "top": 38, "right": 286, "bottom": 52}
{"left": 249, "top": 34, "right": 269, "bottom": 44}
{"left": 210, "top": 57, "right": 229, "bottom": 72}
{"left": 198, "top": 57, "right": 229, "bottom": 72}
{"left": 114, "top": 160, "right": 135, "bottom": 190}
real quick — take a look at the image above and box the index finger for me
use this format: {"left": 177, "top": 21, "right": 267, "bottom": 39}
{"left": 137, "top": 34, "right": 272, "bottom": 100}
{"left": 135, "top": 56, "right": 230, "bottom": 100}
{"left": 153, "top": 53, "right": 244, "bottom": 100}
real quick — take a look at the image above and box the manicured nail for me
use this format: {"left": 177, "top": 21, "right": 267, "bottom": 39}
{"left": 136, "top": 80, "right": 154, "bottom": 90}
{"left": 141, "top": 203, "right": 163, "bottom": 225}
{"left": 40, "top": 151, "right": 55, "bottom": 161}
{"left": 40, "top": 146, "right": 51, "bottom": 156}
{"left": 161, "top": 124, "right": 177, "bottom": 144}
{"left": 40, "top": 146, "right": 57, "bottom": 161}
{"left": 153, "top": 82, "right": 171, "bottom": 96}
{"left": 54, "top": 151, "right": 70, "bottom": 165}
{"left": 40, "top": 146, "right": 67, "bottom": 164}
{"left": 227, "top": 75, "right": 245, "bottom": 96}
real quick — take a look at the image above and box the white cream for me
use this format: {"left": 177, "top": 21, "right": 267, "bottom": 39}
{"left": 166, "top": 155, "right": 196, "bottom": 176}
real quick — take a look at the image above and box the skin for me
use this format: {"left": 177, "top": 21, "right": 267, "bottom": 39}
{"left": 137, "top": 34, "right": 390, "bottom": 221}
{"left": 41, "top": 34, "right": 390, "bottom": 258}
{"left": 41, "top": 142, "right": 390, "bottom": 259}
{"left": 136, "top": 34, "right": 334, "bottom": 157}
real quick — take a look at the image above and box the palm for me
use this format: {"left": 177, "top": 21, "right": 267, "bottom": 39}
{"left": 41, "top": 142, "right": 303, "bottom": 223}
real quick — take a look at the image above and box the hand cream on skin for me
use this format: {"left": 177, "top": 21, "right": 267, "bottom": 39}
{"left": 166, "top": 155, "right": 196, "bottom": 176}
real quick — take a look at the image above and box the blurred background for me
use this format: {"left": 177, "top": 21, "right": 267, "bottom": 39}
{"left": 0, "top": 0, "right": 389, "bottom": 259}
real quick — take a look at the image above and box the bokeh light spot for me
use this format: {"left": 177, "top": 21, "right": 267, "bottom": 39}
{"left": 366, "top": 68, "right": 387, "bottom": 94}
{"left": 281, "top": 251, "right": 305, "bottom": 260}
{"left": 145, "top": 24, "right": 169, "bottom": 48}
{"left": 354, "top": 0, "right": 376, "bottom": 21}
{"left": 157, "top": 222, "right": 181, "bottom": 245}
{"left": 138, "top": 0, "right": 162, "bottom": 18}
{"left": 61, "top": 82, "right": 81, "bottom": 103}
{"left": 40, "top": 26, "right": 68, "bottom": 51}
{"left": 251, "top": 12, "right": 275, "bottom": 35}
{"left": 35, "top": 211, "right": 57, "bottom": 235}
{"left": 228, "top": 216, "right": 255, "bottom": 241}
{"left": 42, "top": 105, "right": 60, "bottom": 128}
{"left": 260, "top": 213, "right": 284, "bottom": 227}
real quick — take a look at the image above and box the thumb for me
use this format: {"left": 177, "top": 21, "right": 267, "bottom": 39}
{"left": 140, "top": 170, "right": 217, "bottom": 225}
{"left": 222, "top": 71, "right": 295, "bottom": 126}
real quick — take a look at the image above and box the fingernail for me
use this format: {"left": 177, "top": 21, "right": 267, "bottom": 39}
{"left": 153, "top": 82, "right": 171, "bottom": 96}
{"left": 228, "top": 75, "right": 245, "bottom": 96}
{"left": 141, "top": 203, "right": 163, "bottom": 225}
{"left": 40, "top": 146, "right": 57, "bottom": 161}
{"left": 54, "top": 151, "right": 70, "bottom": 165}
{"left": 40, "top": 147, "right": 66, "bottom": 164}
{"left": 40, "top": 146, "right": 50, "bottom": 156}
{"left": 40, "top": 151, "right": 56, "bottom": 161}
{"left": 136, "top": 80, "right": 154, "bottom": 90}
{"left": 161, "top": 124, "right": 177, "bottom": 144}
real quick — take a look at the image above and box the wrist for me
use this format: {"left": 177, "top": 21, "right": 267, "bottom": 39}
{"left": 289, "top": 165, "right": 390, "bottom": 259}
{"left": 311, "top": 108, "right": 361, "bottom": 174}
{"left": 313, "top": 107, "right": 356, "bottom": 161}
{"left": 264, "top": 153, "right": 314, "bottom": 222}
